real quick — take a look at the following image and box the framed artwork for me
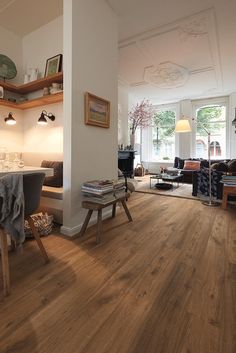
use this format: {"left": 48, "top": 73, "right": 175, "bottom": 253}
{"left": 44, "top": 54, "right": 62, "bottom": 77}
{"left": 85, "top": 92, "right": 110, "bottom": 128}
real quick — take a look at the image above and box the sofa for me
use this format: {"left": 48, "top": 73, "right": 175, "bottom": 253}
{"left": 173, "top": 157, "right": 232, "bottom": 184}
{"left": 191, "top": 159, "right": 236, "bottom": 200}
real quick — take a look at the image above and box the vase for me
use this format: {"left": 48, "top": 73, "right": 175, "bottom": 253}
{"left": 130, "top": 134, "right": 135, "bottom": 149}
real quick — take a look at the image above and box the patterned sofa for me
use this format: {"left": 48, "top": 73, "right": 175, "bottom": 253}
{"left": 173, "top": 157, "right": 230, "bottom": 184}
{"left": 192, "top": 159, "right": 236, "bottom": 199}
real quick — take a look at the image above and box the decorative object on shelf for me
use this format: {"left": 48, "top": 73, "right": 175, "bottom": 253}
{"left": 129, "top": 99, "right": 155, "bottom": 148}
{"left": 37, "top": 110, "right": 55, "bottom": 125}
{"left": 0, "top": 86, "right": 3, "bottom": 98}
{"left": 0, "top": 54, "right": 17, "bottom": 81}
{"left": 50, "top": 82, "right": 63, "bottom": 94}
{"left": 175, "top": 117, "right": 218, "bottom": 207}
{"left": 4, "top": 112, "right": 16, "bottom": 125}
{"left": 85, "top": 92, "right": 110, "bottom": 128}
{"left": 43, "top": 87, "right": 50, "bottom": 96}
{"left": 24, "top": 74, "right": 30, "bottom": 84}
{"left": 45, "top": 54, "right": 62, "bottom": 77}
{"left": 232, "top": 108, "right": 236, "bottom": 133}
{"left": 28, "top": 68, "right": 39, "bottom": 82}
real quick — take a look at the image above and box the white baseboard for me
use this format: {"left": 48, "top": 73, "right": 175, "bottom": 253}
{"left": 60, "top": 208, "right": 113, "bottom": 237}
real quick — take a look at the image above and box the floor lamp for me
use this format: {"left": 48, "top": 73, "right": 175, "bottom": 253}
{"left": 175, "top": 118, "right": 218, "bottom": 207}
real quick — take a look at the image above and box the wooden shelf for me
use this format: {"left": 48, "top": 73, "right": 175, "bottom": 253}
{"left": 0, "top": 92, "right": 63, "bottom": 110}
{"left": 0, "top": 72, "right": 63, "bottom": 95}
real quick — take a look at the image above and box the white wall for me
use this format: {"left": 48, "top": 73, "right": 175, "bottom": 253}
{"left": 22, "top": 103, "right": 63, "bottom": 153}
{"left": 0, "top": 25, "right": 23, "bottom": 83}
{"left": 0, "top": 107, "right": 23, "bottom": 151}
{"left": 0, "top": 16, "right": 64, "bottom": 161}
{"left": 62, "top": 0, "right": 118, "bottom": 235}
{"left": 229, "top": 92, "right": 236, "bottom": 158}
{"left": 118, "top": 85, "right": 129, "bottom": 146}
{"left": 22, "top": 16, "right": 63, "bottom": 80}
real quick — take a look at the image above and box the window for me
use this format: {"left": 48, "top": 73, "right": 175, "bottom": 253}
{"left": 195, "top": 104, "right": 226, "bottom": 159}
{"left": 151, "top": 109, "right": 176, "bottom": 161}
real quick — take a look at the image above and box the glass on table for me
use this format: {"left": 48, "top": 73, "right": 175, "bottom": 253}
{"left": 0, "top": 147, "right": 7, "bottom": 170}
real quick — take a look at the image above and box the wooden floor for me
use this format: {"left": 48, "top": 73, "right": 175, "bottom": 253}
{"left": 0, "top": 193, "right": 236, "bottom": 353}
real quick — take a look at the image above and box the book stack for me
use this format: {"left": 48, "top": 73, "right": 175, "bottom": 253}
{"left": 81, "top": 179, "right": 126, "bottom": 203}
{"left": 221, "top": 175, "right": 236, "bottom": 185}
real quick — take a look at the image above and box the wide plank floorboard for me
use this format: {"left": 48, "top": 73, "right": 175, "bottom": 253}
{"left": 0, "top": 193, "right": 235, "bottom": 353}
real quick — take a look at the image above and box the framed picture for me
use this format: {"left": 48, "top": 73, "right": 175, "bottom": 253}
{"left": 85, "top": 92, "right": 110, "bottom": 128}
{"left": 44, "top": 54, "right": 62, "bottom": 77}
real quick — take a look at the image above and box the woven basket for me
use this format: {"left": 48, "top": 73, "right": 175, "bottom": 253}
{"left": 134, "top": 163, "right": 145, "bottom": 177}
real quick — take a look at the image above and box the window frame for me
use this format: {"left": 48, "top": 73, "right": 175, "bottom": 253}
{"left": 191, "top": 97, "right": 229, "bottom": 158}
{"left": 142, "top": 103, "right": 179, "bottom": 162}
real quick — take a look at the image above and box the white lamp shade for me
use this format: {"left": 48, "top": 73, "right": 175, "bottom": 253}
{"left": 175, "top": 119, "right": 191, "bottom": 133}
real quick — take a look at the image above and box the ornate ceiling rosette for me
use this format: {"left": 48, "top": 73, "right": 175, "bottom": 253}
{"left": 144, "top": 62, "right": 189, "bottom": 88}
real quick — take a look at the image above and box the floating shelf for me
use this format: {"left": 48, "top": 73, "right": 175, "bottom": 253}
{"left": 0, "top": 72, "right": 63, "bottom": 95}
{"left": 0, "top": 92, "right": 63, "bottom": 110}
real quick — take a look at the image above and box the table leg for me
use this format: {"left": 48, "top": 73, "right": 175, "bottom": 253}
{"left": 222, "top": 191, "right": 228, "bottom": 209}
{"left": 121, "top": 200, "right": 133, "bottom": 222}
{"left": 79, "top": 210, "right": 93, "bottom": 237}
{"left": 112, "top": 203, "right": 116, "bottom": 218}
{"left": 97, "top": 210, "right": 102, "bottom": 244}
{"left": 0, "top": 228, "right": 10, "bottom": 296}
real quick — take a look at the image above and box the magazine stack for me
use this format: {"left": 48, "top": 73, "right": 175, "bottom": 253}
{"left": 81, "top": 179, "right": 126, "bottom": 203}
{"left": 221, "top": 175, "right": 236, "bottom": 185}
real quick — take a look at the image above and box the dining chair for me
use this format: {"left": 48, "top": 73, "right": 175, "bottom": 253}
{"left": 0, "top": 172, "right": 49, "bottom": 296}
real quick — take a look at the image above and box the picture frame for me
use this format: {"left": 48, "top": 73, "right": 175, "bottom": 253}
{"left": 85, "top": 92, "right": 110, "bottom": 128}
{"left": 44, "top": 54, "right": 62, "bottom": 77}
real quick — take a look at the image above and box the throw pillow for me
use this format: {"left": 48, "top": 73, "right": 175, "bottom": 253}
{"left": 41, "top": 160, "right": 63, "bottom": 187}
{"left": 183, "top": 160, "right": 201, "bottom": 170}
{"left": 228, "top": 159, "right": 236, "bottom": 172}
{"left": 211, "top": 162, "right": 228, "bottom": 172}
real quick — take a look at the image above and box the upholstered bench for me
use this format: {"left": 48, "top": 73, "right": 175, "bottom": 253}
{"left": 39, "top": 186, "right": 63, "bottom": 224}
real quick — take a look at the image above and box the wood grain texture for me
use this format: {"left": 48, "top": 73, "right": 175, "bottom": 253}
{"left": 0, "top": 193, "right": 235, "bottom": 353}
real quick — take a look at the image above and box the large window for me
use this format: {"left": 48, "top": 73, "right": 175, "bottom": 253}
{"left": 195, "top": 104, "right": 226, "bottom": 159}
{"left": 151, "top": 109, "right": 176, "bottom": 161}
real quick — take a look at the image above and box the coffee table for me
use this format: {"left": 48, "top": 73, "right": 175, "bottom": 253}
{"left": 150, "top": 173, "right": 183, "bottom": 189}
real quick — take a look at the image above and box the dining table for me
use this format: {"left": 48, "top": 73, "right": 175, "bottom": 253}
{"left": 0, "top": 165, "right": 54, "bottom": 177}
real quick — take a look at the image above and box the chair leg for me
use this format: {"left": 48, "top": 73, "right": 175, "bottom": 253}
{"left": 27, "top": 217, "right": 49, "bottom": 264}
{"left": 0, "top": 228, "right": 10, "bottom": 296}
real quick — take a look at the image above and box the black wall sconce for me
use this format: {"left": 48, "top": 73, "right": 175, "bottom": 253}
{"left": 232, "top": 108, "right": 236, "bottom": 133}
{"left": 37, "top": 110, "right": 56, "bottom": 125}
{"left": 5, "top": 112, "right": 16, "bottom": 125}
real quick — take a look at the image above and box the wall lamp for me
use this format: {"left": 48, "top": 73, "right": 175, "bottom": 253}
{"left": 37, "top": 110, "right": 56, "bottom": 125}
{"left": 232, "top": 108, "right": 236, "bottom": 133}
{"left": 5, "top": 112, "right": 16, "bottom": 125}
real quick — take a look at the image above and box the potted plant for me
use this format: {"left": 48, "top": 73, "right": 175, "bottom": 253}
{"left": 128, "top": 99, "right": 154, "bottom": 149}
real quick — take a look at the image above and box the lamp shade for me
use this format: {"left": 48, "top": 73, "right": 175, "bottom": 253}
{"left": 5, "top": 112, "right": 16, "bottom": 125}
{"left": 175, "top": 119, "right": 191, "bottom": 133}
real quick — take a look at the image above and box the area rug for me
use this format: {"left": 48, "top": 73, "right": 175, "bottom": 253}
{"left": 135, "top": 175, "right": 199, "bottom": 201}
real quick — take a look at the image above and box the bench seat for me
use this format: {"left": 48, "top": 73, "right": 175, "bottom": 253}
{"left": 41, "top": 186, "right": 63, "bottom": 200}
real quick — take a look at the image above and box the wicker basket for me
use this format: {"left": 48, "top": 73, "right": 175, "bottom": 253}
{"left": 134, "top": 163, "right": 145, "bottom": 177}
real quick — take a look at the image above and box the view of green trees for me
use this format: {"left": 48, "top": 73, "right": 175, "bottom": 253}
{"left": 152, "top": 110, "right": 175, "bottom": 149}
{"left": 196, "top": 106, "right": 223, "bottom": 135}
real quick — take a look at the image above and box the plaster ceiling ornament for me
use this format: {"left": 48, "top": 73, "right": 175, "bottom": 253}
{"left": 144, "top": 62, "right": 189, "bottom": 88}
{"left": 179, "top": 17, "right": 208, "bottom": 41}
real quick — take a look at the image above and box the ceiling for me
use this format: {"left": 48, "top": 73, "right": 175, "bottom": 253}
{"left": 0, "top": 0, "right": 63, "bottom": 37}
{"left": 0, "top": 0, "right": 235, "bottom": 104}
{"left": 107, "top": 0, "right": 236, "bottom": 104}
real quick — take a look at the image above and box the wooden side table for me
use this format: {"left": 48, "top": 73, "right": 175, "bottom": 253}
{"left": 222, "top": 184, "right": 236, "bottom": 209}
{"left": 79, "top": 194, "right": 133, "bottom": 244}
